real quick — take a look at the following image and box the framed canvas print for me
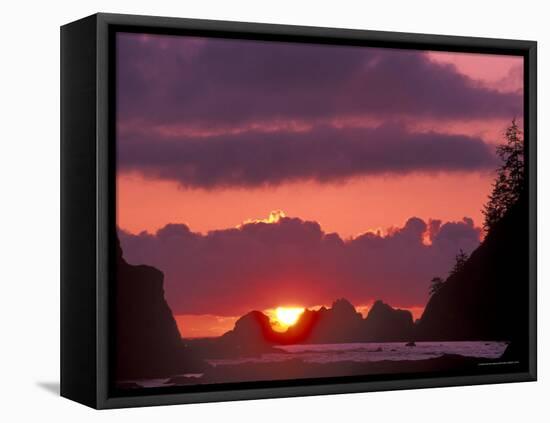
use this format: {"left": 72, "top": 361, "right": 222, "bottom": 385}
{"left": 60, "top": 13, "right": 537, "bottom": 409}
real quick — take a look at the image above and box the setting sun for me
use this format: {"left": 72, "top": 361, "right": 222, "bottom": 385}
{"left": 275, "top": 307, "right": 305, "bottom": 328}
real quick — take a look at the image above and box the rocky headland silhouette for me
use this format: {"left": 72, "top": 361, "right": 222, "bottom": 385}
{"left": 416, "top": 195, "right": 528, "bottom": 363}
{"left": 115, "top": 240, "right": 205, "bottom": 380}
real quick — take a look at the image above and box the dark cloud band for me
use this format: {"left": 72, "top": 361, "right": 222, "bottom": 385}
{"left": 118, "top": 124, "right": 498, "bottom": 188}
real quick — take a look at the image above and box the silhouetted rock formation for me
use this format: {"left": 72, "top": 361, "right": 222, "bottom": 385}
{"left": 215, "top": 298, "right": 417, "bottom": 347}
{"left": 363, "top": 300, "right": 415, "bottom": 342}
{"left": 217, "top": 311, "right": 281, "bottom": 355}
{"left": 416, "top": 196, "right": 529, "bottom": 364}
{"left": 300, "top": 299, "right": 365, "bottom": 343}
{"left": 183, "top": 311, "right": 287, "bottom": 360}
{"left": 116, "top": 240, "right": 196, "bottom": 380}
{"left": 289, "top": 299, "right": 414, "bottom": 343}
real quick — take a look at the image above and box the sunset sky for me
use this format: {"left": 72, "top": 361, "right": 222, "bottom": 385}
{"left": 116, "top": 32, "right": 523, "bottom": 337}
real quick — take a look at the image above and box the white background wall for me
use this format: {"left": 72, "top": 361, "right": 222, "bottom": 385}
{"left": 0, "top": 0, "right": 547, "bottom": 421}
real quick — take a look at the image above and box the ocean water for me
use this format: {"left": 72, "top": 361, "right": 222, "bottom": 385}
{"left": 121, "top": 341, "right": 508, "bottom": 388}
{"left": 207, "top": 341, "right": 508, "bottom": 366}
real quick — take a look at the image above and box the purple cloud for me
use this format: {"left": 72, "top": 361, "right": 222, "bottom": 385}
{"left": 117, "top": 33, "right": 522, "bottom": 127}
{"left": 119, "top": 214, "right": 481, "bottom": 316}
{"left": 118, "top": 123, "right": 497, "bottom": 188}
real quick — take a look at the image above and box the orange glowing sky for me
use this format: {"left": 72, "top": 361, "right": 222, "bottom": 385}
{"left": 118, "top": 171, "right": 494, "bottom": 239}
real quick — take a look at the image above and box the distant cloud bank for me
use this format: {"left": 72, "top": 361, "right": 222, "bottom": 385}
{"left": 119, "top": 213, "right": 481, "bottom": 315}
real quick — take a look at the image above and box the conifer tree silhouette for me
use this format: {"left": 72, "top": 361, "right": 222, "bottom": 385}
{"left": 483, "top": 119, "right": 525, "bottom": 231}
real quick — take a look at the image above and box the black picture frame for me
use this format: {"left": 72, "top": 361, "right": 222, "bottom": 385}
{"left": 61, "top": 12, "right": 537, "bottom": 409}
